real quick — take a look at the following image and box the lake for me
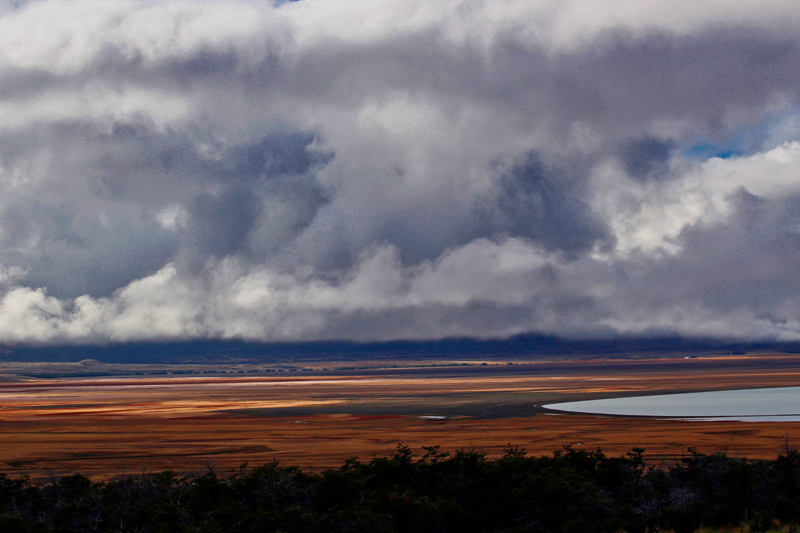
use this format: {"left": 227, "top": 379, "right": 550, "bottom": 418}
{"left": 543, "top": 386, "right": 800, "bottom": 421}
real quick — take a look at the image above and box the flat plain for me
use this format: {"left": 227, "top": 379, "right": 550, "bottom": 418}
{"left": 2, "top": 354, "right": 800, "bottom": 479}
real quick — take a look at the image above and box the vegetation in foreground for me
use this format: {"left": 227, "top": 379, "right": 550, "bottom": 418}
{"left": 2, "top": 445, "right": 800, "bottom": 533}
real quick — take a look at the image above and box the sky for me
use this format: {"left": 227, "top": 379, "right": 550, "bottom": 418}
{"left": 2, "top": 0, "right": 800, "bottom": 345}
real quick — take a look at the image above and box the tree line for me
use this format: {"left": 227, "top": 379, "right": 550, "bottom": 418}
{"left": 1, "top": 444, "right": 800, "bottom": 532}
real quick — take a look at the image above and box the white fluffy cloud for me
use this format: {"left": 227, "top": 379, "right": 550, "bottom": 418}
{"left": 2, "top": 0, "right": 800, "bottom": 344}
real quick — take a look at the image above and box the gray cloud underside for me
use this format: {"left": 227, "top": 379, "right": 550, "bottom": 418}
{"left": 2, "top": 0, "right": 800, "bottom": 343}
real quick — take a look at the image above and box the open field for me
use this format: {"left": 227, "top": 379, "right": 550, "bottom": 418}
{"left": 2, "top": 354, "right": 800, "bottom": 479}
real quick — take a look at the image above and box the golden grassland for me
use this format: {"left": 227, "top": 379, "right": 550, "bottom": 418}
{"left": 2, "top": 354, "right": 800, "bottom": 479}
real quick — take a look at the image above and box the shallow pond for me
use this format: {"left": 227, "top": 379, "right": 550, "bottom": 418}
{"left": 544, "top": 386, "right": 800, "bottom": 421}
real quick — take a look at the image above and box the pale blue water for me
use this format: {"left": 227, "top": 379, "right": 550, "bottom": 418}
{"left": 543, "top": 386, "right": 800, "bottom": 422}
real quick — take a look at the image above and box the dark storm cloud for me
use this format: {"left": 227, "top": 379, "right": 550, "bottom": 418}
{"left": 167, "top": 48, "right": 241, "bottom": 83}
{"left": 0, "top": 199, "right": 178, "bottom": 298}
{"left": 0, "top": 117, "right": 330, "bottom": 297}
{"left": 223, "top": 133, "right": 332, "bottom": 183}
{"left": 540, "top": 28, "right": 800, "bottom": 139}
{"left": 620, "top": 137, "right": 674, "bottom": 180}
{"left": 2, "top": 0, "right": 800, "bottom": 342}
{"left": 649, "top": 191, "right": 800, "bottom": 314}
{"left": 181, "top": 187, "right": 262, "bottom": 261}
{"left": 492, "top": 153, "right": 606, "bottom": 255}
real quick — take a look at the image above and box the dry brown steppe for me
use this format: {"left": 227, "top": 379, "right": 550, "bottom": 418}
{"left": 2, "top": 354, "right": 800, "bottom": 479}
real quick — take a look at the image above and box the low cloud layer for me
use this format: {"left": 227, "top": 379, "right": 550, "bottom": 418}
{"left": 2, "top": 0, "right": 800, "bottom": 343}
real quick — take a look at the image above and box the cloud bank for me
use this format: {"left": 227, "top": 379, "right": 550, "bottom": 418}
{"left": 2, "top": 0, "right": 800, "bottom": 343}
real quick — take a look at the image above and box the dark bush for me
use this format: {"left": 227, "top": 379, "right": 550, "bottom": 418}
{"left": 0, "top": 445, "right": 797, "bottom": 532}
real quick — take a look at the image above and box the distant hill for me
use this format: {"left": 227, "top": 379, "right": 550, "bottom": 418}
{"left": 1, "top": 335, "right": 799, "bottom": 364}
